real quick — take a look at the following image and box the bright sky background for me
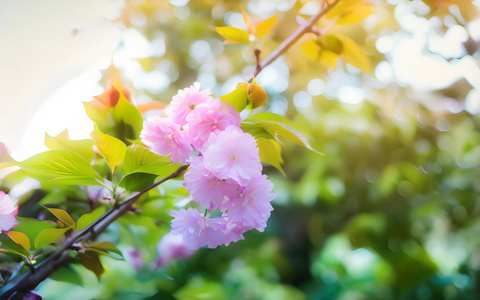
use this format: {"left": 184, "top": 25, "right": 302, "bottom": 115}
{"left": 0, "top": 0, "right": 123, "bottom": 160}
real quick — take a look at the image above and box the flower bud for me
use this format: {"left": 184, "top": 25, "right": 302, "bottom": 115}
{"left": 245, "top": 82, "right": 267, "bottom": 109}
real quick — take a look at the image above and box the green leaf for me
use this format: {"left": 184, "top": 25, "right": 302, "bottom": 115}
{"left": 0, "top": 234, "right": 30, "bottom": 257}
{"left": 0, "top": 170, "right": 26, "bottom": 190}
{"left": 244, "top": 117, "right": 322, "bottom": 155}
{"left": 45, "top": 129, "right": 94, "bottom": 163}
{"left": 215, "top": 26, "right": 250, "bottom": 44}
{"left": 7, "top": 231, "right": 31, "bottom": 251}
{"left": 91, "top": 124, "right": 127, "bottom": 173}
{"left": 79, "top": 251, "right": 104, "bottom": 281}
{"left": 50, "top": 265, "right": 84, "bottom": 287}
{"left": 174, "top": 277, "right": 228, "bottom": 300}
{"left": 87, "top": 241, "right": 124, "bottom": 260}
{"left": 249, "top": 112, "right": 307, "bottom": 133}
{"left": 76, "top": 206, "right": 107, "bottom": 231}
{"left": 19, "top": 150, "right": 103, "bottom": 186}
{"left": 83, "top": 101, "right": 116, "bottom": 136}
{"left": 44, "top": 206, "right": 76, "bottom": 228}
{"left": 241, "top": 123, "right": 275, "bottom": 140}
{"left": 120, "top": 172, "right": 158, "bottom": 191}
{"left": 39, "top": 186, "right": 87, "bottom": 206}
{"left": 34, "top": 227, "right": 70, "bottom": 249}
{"left": 13, "top": 217, "right": 56, "bottom": 250}
{"left": 124, "top": 144, "right": 174, "bottom": 175}
{"left": 219, "top": 83, "right": 248, "bottom": 112}
{"left": 257, "top": 138, "right": 285, "bottom": 176}
{"left": 111, "top": 94, "right": 144, "bottom": 141}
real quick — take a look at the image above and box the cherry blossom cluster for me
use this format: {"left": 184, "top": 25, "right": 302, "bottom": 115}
{"left": 141, "top": 83, "right": 275, "bottom": 250}
{"left": 0, "top": 191, "right": 18, "bottom": 233}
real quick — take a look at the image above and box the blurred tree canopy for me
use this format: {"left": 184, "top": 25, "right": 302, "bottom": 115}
{"left": 2, "top": 0, "right": 480, "bottom": 299}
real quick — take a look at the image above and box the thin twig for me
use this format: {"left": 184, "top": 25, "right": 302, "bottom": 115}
{"left": 252, "top": 0, "right": 339, "bottom": 78}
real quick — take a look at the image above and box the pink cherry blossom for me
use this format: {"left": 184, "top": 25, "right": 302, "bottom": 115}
{"left": 218, "top": 217, "right": 249, "bottom": 247}
{"left": 183, "top": 156, "right": 239, "bottom": 210}
{"left": 155, "top": 232, "right": 196, "bottom": 267}
{"left": 0, "top": 191, "right": 18, "bottom": 233}
{"left": 164, "top": 82, "right": 218, "bottom": 126}
{"left": 125, "top": 248, "right": 143, "bottom": 270}
{"left": 186, "top": 101, "right": 241, "bottom": 150}
{"left": 141, "top": 116, "right": 193, "bottom": 163}
{"left": 225, "top": 175, "right": 275, "bottom": 231}
{"left": 203, "top": 126, "right": 262, "bottom": 185}
{"left": 170, "top": 208, "right": 222, "bottom": 249}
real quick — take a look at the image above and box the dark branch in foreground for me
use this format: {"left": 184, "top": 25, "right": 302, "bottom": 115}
{"left": 0, "top": 165, "right": 189, "bottom": 299}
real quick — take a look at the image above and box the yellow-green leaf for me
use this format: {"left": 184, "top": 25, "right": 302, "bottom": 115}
{"left": 34, "top": 227, "right": 70, "bottom": 249}
{"left": 91, "top": 124, "right": 127, "bottom": 173}
{"left": 76, "top": 206, "right": 106, "bottom": 231}
{"left": 45, "top": 130, "right": 94, "bottom": 163}
{"left": 12, "top": 217, "right": 56, "bottom": 250}
{"left": 124, "top": 144, "right": 177, "bottom": 176}
{"left": 244, "top": 117, "right": 322, "bottom": 155}
{"left": 7, "top": 231, "right": 30, "bottom": 250}
{"left": 257, "top": 138, "right": 285, "bottom": 176}
{"left": 44, "top": 207, "right": 76, "bottom": 228}
{"left": 111, "top": 94, "right": 144, "bottom": 142}
{"left": 19, "top": 150, "right": 103, "bottom": 186}
{"left": 120, "top": 172, "right": 158, "bottom": 191}
{"left": 219, "top": 83, "right": 248, "bottom": 112}
{"left": 250, "top": 112, "right": 309, "bottom": 135}
{"left": 337, "top": 34, "right": 372, "bottom": 74}
{"left": 0, "top": 234, "right": 30, "bottom": 257}
{"left": 87, "top": 241, "right": 124, "bottom": 260}
{"left": 215, "top": 26, "right": 250, "bottom": 44}
{"left": 241, "top": 123, "right": 275, "bottom": 140}
{"left": 256, "top": 14, "right": 278, "bottom": 39}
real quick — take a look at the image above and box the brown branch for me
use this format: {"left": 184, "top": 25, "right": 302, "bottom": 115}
{"left": 0, "top": 165, "right": 189, "bottom": 299}
{"left": 252, "top": 0, "right": 339, "bottom": 78}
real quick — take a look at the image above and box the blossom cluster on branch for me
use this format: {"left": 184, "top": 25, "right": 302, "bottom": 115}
{"left": 141, "top": 83, "right": 276, "bottom": 249}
